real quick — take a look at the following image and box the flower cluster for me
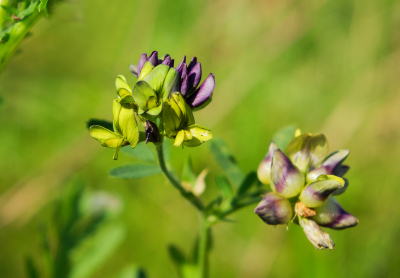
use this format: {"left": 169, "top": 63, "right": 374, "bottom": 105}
{"left": 89, "top": 51, "right": 215, "bottom": 159}
{"left": 255, "top": 132, "right": 358, "bottom": 249}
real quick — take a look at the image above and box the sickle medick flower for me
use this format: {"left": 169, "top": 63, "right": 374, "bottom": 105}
{"left": 255, "top": 132, "right": 358, "bottom": 249}
{"left": 90, "top": 51, "right": 215, "bottom": 159}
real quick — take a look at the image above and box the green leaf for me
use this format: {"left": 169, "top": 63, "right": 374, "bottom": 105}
{"left": 209, "top": 138, "right": 244, "bottom": 187}
{"left": 272, "top": 125, "right": 297, "bottom": 151}
{"left": 117, "top": 265, "right": 147, "bottom": 278}
{"left": 1, "top": 5, "right": 18, "bottom": 15}
{"left": 168, "top": 245, "right": 186, "bottom": 267}
{"left": 70, "top": 224, "right": 126, "bottom": 278}
{"left": 237, "top": 171, "right": 258, "bottom": 197}
{"left": 215, "top": 175, "right": 233, "bottom": 201}
{"left": 18, "top": 1, "right": 40, "bottom": 20}
{"left": 121, "top": 143, "right": 157, "bottom": 163}
{"left": 181, "top": 156, "right": 197, "bottom": 189}
{"left": 38, "top": 0, "right": 49, "bottom": 13}
{"left": 109, "top": 164, "right": 161, "bottom": 179}
{"left": 24, "top": 256, "right": 39, "bottom": 278}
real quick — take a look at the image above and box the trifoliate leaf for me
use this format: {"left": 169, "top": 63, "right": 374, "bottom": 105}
{"left": 109, "top": 164, "right": 161, "bottom": 179}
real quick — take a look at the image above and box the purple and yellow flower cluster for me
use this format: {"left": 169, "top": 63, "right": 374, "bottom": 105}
{"left": 255, "top": 132, "right": 358, "bottom": 249}
{"left": 90, "top": 51, "right": 215, "bottom": 159}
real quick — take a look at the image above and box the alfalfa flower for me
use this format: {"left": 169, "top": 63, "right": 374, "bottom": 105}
{"left": 90, "top": 51, "right": 215, "bottom": 159}
{"left": 254, "top": 132, "right": 358, "bottom": 249}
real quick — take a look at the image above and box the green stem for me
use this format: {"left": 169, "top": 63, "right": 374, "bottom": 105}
{"left": 156, "top": 142, "right": 204, "bottom": 211}
{"left": 0, "top": 8, "right": 44, "bottom": 73}
{"left": 197, "top": 216, "right": 210, "bottom": 278}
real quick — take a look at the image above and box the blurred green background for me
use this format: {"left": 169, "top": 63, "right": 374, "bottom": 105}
{"left": 1, "top": 0, "right": 400, "bottom": 277}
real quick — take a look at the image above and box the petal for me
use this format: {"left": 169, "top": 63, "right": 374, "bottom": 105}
{"left": 286, "top": 133, "right": 329, "bottom": 173}
{"left": 187, "top": 56, "right": 197, "bottom": 73}
{"left": 143, "top": 64, "right": 170, "bottom": 95}
{"left": 254, "top": 192, "right": 293, "bottom": 225}
{"left": 257, "top": 141, "right": 278, "bottom": 185}
{"left": 331, "top": 178, "right": 349, "bottom": 196}
{"left": 300, "top": 217, "right": 335, "bottom": 250}
{"left": 138, "top": 61, "right": 155, "bottom": 81}
{"left": 181, "top": 73, "right": 189, "bottom": 97}
{"left": 186, "top": 73, "right": 215, "bottom": 110}
{"left": 129, "top": 64, "right": 138, "bottom": 77}
{"left": 132, "top": 81, "right": 158, "bottom": 111}
{"left": 137, "top": 53, "right": 148, "bottom": 77}
{"left": 187, "top": 62, "right": 202, "bottom": 94}
{"left": 271, "top": 149, "right": 305, "bottom": 198}
{"left": 176, "top": 55, "right": 186, "bottom": 72}
{"left": 311, "top": 197, "right": 359, "bottom": 230}
{"left": 161, "top": 68, "right": 180, "bottom": 100}
{"left": 89, "top": 125, "right": 124, "bottom": 147}
{"left": 335, "top": 164, "right": 350, "bottom": 177}
{"left": 182, "top": 125, "right": 212, "bottom": 147}
{"left": 299, "top": 175, "right": 344, "bottom": 208}
{"left": 307, "top": 150, "right": 349, "bottom": 182}
{"left": 148, "top": 51, "right": 158, "bottom": 66}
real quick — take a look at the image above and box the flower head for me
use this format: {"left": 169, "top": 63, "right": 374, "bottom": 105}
{"left": 255, "top": 132, "right": 358, "bottom": 249}
{"left": 90, "top": 51, "right": 215, "bottom": 159}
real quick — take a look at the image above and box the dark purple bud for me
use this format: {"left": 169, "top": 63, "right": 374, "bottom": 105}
{"left": 178, "top": 63, "right": 187, "bottom": 79}
{"left": 161, "top": 55, "right": 171, "bottom": 65}
{"left": 311, "top": 197, "right": 359, "bottom": 230}
{"left": 254, "top": 192, "right": 293, "bottom": 225}
{"left": 181, "top": 74, "right": 189, "bottom": 97}
{"left": 176, "top": 55, "right": 186, "bottom": 71}
{"left": 137, "top": 53, "right": 147, "bottom": 77}
{"left": 187, "top": 63, "right": 202, "bottom": 94}
{"left": 186, "top": 73, "right": 215, "bottom": 109}
{"left": 145, "top": 120, "right": 161, "bottom": 144}
{"left": 187, "top": 57, "right": 197, "bottom": 73}
{"left": 148, "top": 51, "right": 158, "bottom": 66}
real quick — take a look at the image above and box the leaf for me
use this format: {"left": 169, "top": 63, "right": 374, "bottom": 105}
{"left": 117, "top": 265, "right": 147, "bottom": 278}
{"left": 109, "top": 163, "right": 161, "bottom": 179}
{"left": 215, "top": 175, "right": 233, "bottom": 201}
{"left": 25, "top": 255, "right": 39, "bottom": 278}
{"left": 209, "top": 138, "right": 244, "bottom": 187}
{"left": 87, "top": 119, "right": 114, "bottom": 131}
{"left": 1, "top": 5, "right": 18, "bottom": 15}
{"left": 18, "top": 1, "right": 40, "bottom": 20}
{"left": 70, "top": 224, "right": 126, "bottom": 278}
{"left": 121, "top": 143, "right": 157, "bottom": 163}
{"left": 272, "top": 125, "right": 297, "bottom": 151}
{"left": 168, "top": 245, "right": 187, "bottom": 267}
{"left": 39, "top": 0, "right": 49, "bottom": 12}
{"left": 237, "top": 171, "right": 258, "bottom": 197}
{"left": 181, "top": 156, "right": 197, "bottom": 189}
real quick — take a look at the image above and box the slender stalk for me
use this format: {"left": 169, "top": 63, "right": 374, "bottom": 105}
{"left": 197, "top": 216, "right": 210, "bottom": 278}
{"left": 156, "top": 143, "right": 204, "bottom": 211}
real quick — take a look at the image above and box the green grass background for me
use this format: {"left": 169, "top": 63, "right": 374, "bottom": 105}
{"left": 1, "top": 0, "right": 400, "bottom": 277}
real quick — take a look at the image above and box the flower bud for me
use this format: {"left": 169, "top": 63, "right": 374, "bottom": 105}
{"left": 186, "top": 73, "right": 215, "bottom": 111}
{"left": 286, "top": 133, "right": 329, "bottom": 173}
{"left": 145, "top": 120, "right": 161, "bottom": 144}
{"left": 299, "top": 175, "right": 344, "bottom": 208}
{"left": 112, "top": 100, "right": 140, "bottom": 148}
{"left": 162, "top": 92, "right": 195, "bottom": 137}
{"left": 257, "top": 141, "right": 278, "bottom": 185}
{"left": 311, "top": 197, "right": 358, "bottom": 230}
{"left": 132, "top": 81, "right": 162, "bottom": 116}
{"left": 300, "top": 217, "right": 335, "bottom": 250}
{"left": 271, "top": 149, "right": 305, "bottom": 198}
{"left": 115, "top": 75, "right": 134, "bottom": 104}
{"left": 138, "top": 61, "right": 155, "bottom": 80}
{"left": 254, "top": 192, "right": 293, "bottom": 225}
